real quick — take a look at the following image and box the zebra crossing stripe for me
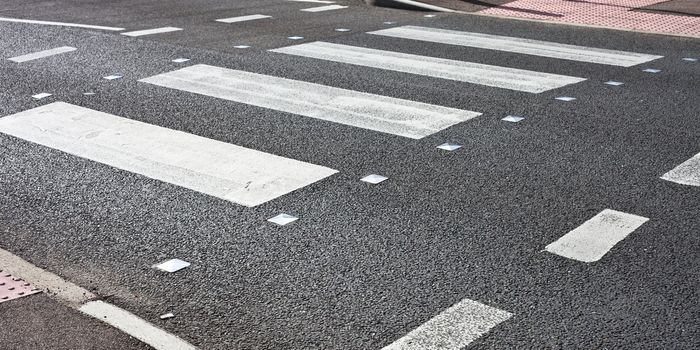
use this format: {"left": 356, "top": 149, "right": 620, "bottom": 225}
{"left": 139, "top": 64, "right": 481, "bottom": 139}
{"left": 270, "top": 42, "right": 586, "bottom": 93}
{"left": 8, "top": 46, "right": 77, "bottom": 63}
{"left": 369, "top": 26, "right": 663, "bottom": 67}
{"left": 382, "top": 298, "right": 512, "bottom": 350}
{"left": 300, "top": 4, "right": 348, "bottom": 12}
{"left": 0, "top": 102, "right": 337, "bottom": 207}
{"left": 545, "top": 209, "right": 649, "bottom": 263}
{"left": 661, "top": 151, "right": 700, "bottom": 186}
{"left": 216, "top": 14, "right": 271, "bottom": 23}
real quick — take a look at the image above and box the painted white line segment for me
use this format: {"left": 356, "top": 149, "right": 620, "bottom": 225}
{"left": 386, "top": 0, "right": 458, "bottom": 12}
{"left": 0, "top": 102, "right": 337, "bottom": 207}
{"left": 545, "top": 209, "right": 649, "bottom": 263}
{"left": 502, "top": 115, "right": 524, "bottom": 122}
{"left": 271, "top": 42, "right": 586, "bottom": 93}
{"left": 80, "top": 301, "right": 197, "bottom": 350}
{"left": 268, "top": 214, "right": 299, "bottom": 226}
{"left": 8, "top": 46, "right": 77, "bottom": 63}
{"left": 289, "top": 0, "right": 336, "bottom": 3}
{"left": 0, "top": 17, "right": 124, "bottom": 31}
{"left": 661, "top": 152, "right": 700, "bottom": 186}
{"left": 216, "top": 14, "right": 271, "bottom": 23}
{"left": 301, "top": 4, "right": 348, "bottom": 12}
{"left": 32, "top": 93, "right": 52, "bottom": 99}
{"left": 605, "top": 81, "right": 624, "bottom": 86}
{"left": 121, "top": 27, "right": 182, "bottom": 37}
{"left": 382, "top": 298, "right": 512, "bottom": 350}
{"left": 153, "top": 259, "right": 191, "bottom": 273}
{"left": 369, "top": 26, "right": 663, "bottom": 67}
{"left": 140, "top": 64, "right": 481, "bottom": 139}
{"left": 361, "top": 174, "right": 388, "bottom": 184}
{"left": 0, "top": 246, "right": 95, "bottom": 305}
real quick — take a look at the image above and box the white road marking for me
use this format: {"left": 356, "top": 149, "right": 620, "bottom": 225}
{"left": 301, "top": 4, "right": 348, "bottom": 12}
{"left": 545, "top": 209, "right": 649, "bottom": 263}
{"left": 80, "top": 301, "right": 197, "bottom": 350}
{"left": 382, "top": 298, "right": 512, "bottom": 350}
{"left": 215, "top": 14, "right": 271, "bottom": 23}
{"left": 0, "top": 17, "right": 124, "bottom": 31}
{"left": 8, "top": 46, "right": 77, "bottom": 63}
{"left": 121, "top": 27, "right": 182, "bottom": 37}
{"left": 369, "top": 26, "right": 663, "bottom": 67}
{"left": 0, "top": 246, "right": 95, "bottom": 305}
{"left": 32, "top": 92, "right": 52, "bottom": 99}
{"left": 139, "top": 64, "right": 481, "bottom": 139}
{"left": 289, "top": 0, "right": 336, "bottom": 3}
{"left": 0, "top": 102, "right": 337, "bottom": 207}
{"left": 386, "top": 0, "right": 458, "bottom": 12}
{"left": 0, "top": 246, "right": 196, "bottom": 349}
{"left": 270, "top": 42, "right": 586, "bottom": 93}
{"left": 661, "top": 152, "right": 700, "bottom": 186}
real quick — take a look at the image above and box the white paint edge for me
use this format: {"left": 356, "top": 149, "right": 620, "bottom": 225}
{"left": 121, "top": 27, "right": 182, "bottom": 37}
{"left": 661, "top": 151, "right": 700, "bottom": 186}
{"left": 382, "top": 298, "right": 512, "bottom": 350}
{"left": 0, "top": 17, "right": 124, "bottom": 31}
{"left": 300, "top": 5, "right": 349, "bottom": 12}
{"left": 215, "top": 14, "right": 271, "bottom": 23}
{"left": 8, "top": 46, "right": 77, "bottom": 63}
{"left": 80, "top": 301, "right": 197, "bottom": 350}
{"left": 545, "top": 209, "right": 649, "bottom": 263}
{"left": 382, "top": 0, "right": 460, "bottom": 13}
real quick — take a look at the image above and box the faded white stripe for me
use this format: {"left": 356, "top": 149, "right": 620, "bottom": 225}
{"left": 301, "top": 4, "right": 348, "bottom": 12}
{"left": 80, "top": 301, "right": 197, "bottom": 350}
{"left": 215, "top": 14, "right": 271, "bottom": 23}
{"left": 121, "top": 27, "right": 182, "bottom": 37}
{"left": 383, "top": 298, "right": 512, "bottom": 350}
{"left": 0, "top": 102, "right": 337, "bottom": 207}
{"left": 369, "top": 26, "right": 663, "bottom": 67}
{"left": 139, "top": 64, "right": 481, "bottom": 139}
{"left": 545, "top": 209, "right": 649, "bottom": 262}
{"left": 8, "top": 46, "right": 77, "bottom": 63}
{"left": 661, "top": 152, "right": 700, "bottom": 186}
{"left": 0, "top": 17, "right": 124, "bottom": 31}
{"left": 270, "top": 42, "right": 586, "bottom": 93}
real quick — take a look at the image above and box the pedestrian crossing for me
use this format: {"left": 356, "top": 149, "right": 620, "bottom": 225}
{"left": 1, "top": 21, "right": 682, "bottom": 348}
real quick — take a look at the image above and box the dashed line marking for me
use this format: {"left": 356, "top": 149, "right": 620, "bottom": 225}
{"left": 0, "top": 17, "right": 124, "bottom": 31}
{"left": 215, "top": 14, "right": 271, "bottom": 23}
{"left": 8, "top": 46, "right": 77, "bottom": 63}
{"left": 300, "top": 4, "right": 348, "bottom": 12}
{"left": 661, "top": 151, "right": 700, "bottom": 186}
{"left": 121, "top": 27, "right": 182, "bottom": 37}
{"left": 382, "top": 298, "right": 512, "bottom": 350}
{"left": 545, "top": 209, "right": 649, "bottom": 263}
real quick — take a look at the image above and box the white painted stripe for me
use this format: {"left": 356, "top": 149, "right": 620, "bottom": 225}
{"left": 80, "top": 301, "right": 197, "bottom": 350}
{"left": 545, "top": 209, "right": 649, "bottom": 263}
{"left": 215, "top": 14, "right": 271, "bottom": 23}
{"left": 301, "top": 4, "right": 348, "bottom": 12}
{"left": 0, "top": 246, "right": 95, "bottom": 306}
{"left": 139, "top": 64, "right": 481, "bottom": 139}
{"left": 383, "top": 0, "right": 459, "bottom": 12}
{"left": 270, "top": 42, "right": 586, "bottom": 93}
{"left": 0, "top": 17, "right": 124, "bottom": 31}
{"left": 289, "top": 0, "right": 336, "bottom": 3}
{"left": 121, "top": 27, "right": 182, "bottom": 37}
{"left": 8, "top": 46, "right": 77, "bottom": 63}
{"left": 382, "top": 298, "right": 512, "bottom": 350}
{"left": 661, "top": 152, "right": 700, "bottom": 186}
{"left": 0, "top": 102, "right": 337, "bottom": 207}
{"left": 369, "top": 26, "right": 663, "bottom": 67}
{"left": 0, "top": 246, "right": 196, "bottom": 349}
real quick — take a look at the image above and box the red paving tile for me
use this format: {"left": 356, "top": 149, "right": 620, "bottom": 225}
{"left": 479, "top": 0, "right": 700, "bottom": 37}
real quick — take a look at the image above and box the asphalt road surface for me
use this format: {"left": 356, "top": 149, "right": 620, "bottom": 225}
{"left": 0, "top": 1, "right": 698, "bottom": 349}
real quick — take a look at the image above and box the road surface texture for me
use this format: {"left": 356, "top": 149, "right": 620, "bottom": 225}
{"left": 0, "top": 0, "right": 698, "bottom": 349}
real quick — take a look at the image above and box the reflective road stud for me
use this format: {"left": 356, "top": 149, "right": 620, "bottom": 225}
{"left": 361, "top": 174, "right": 388, "bottom": 184}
